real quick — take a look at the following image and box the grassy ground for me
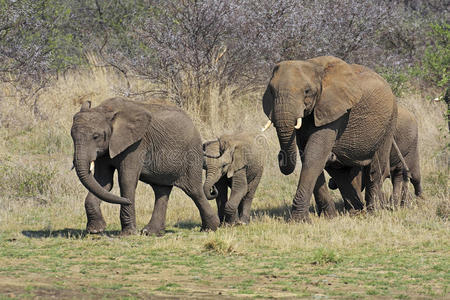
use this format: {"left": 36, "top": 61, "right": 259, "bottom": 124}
{"left": 0, "top": 68, "right": 448, "bottom": 299}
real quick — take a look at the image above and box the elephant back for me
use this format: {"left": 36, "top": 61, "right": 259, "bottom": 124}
{"left": 390, "top": 105, "right": 418, "bottom": 168}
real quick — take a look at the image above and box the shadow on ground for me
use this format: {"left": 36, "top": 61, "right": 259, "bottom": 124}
{"left": 173, "top": 220, "right": 201, "bottom": 229}
{"left": 22, "top": 228, "right": 121, "bottom": 239}
{"left": 251, "top": 199, "right": 347, "bottom": 220}
{"left": 22, "top": 228, "right": 180, "bottom": 238}
{"left": 251, "top": 205, "right": 291, "bottom": 220}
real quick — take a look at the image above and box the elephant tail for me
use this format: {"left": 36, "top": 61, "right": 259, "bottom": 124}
{"left": 392, "top": 139, "right": 411, "bottom": 182}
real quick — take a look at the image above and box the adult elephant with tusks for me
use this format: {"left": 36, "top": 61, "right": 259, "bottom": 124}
{"left": 262, "top": 56, "right": 397, "bottom": 222}
{"left": 71, "top": 97, "right": 219, "bottom": 235}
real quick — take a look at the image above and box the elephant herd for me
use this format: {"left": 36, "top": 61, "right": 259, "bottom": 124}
{"left": 70, "top": 56, "right": 422, "bottom": 235}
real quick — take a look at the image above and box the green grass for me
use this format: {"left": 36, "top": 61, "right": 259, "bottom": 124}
{"left": 0, "top": 206, "right": 448, "bottom": 299}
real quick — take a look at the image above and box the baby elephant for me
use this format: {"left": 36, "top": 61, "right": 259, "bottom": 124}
{"left": 203, "top": 133, "right": 264, "bottom": 225}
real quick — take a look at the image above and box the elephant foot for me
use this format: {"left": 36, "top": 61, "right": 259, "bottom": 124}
{"left": 201, "top": 214, "right": 220, "bottom": 232}
{"left": 289, "top": 211, "right": 311, "bottom": 223}
{"left": 239, "top": 216, "right": 250, "bottom": 225}
{"left": 224, "top": 214, "right": 239, "bottom": 225}
{"left": 119, "top": 226, "right": 137, "bottom": 236}
{"left": 322, "top": 208, "right": 337, "bottom": 218}
{"left": 415, "top": 189, "right": 423, "bottom": 199}
{"left": 86, "top": 219, "right": 106, "bottom": 234}
{"left": 141, "top": 226, "right": 165, "bottom": 237}
{"left": 366, "top": 204, "right": 376, "bottom": 213}
{"left": 347, "top": 209, "right": 365, "bottom": 217}
{"left": 317, "top": 204, "right": 337, "bottom": 218}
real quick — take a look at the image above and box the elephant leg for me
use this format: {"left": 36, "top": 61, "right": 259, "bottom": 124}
{"left": 391, "top": 168, "right": 403, "bottom": 208}
{"left": 238, "top": 175, "right": 261, "bottom": 224}
{"left": 215, "top": 178, "right": 228, "bottom": 224}
{"left": 181, "top": 177, "right": 219, "bottom": 231}
{"left": 327, "top": 167, "right": 364, "bottom": 212}
{"left": 313, "top": 172, "right": 337, "bottom": 217}
{"left": 117, "top": 162, "right": 141, "bottom": 235}
{"left": 327, "top": 176, "right": 356, "bottom": 210}
{"left": 410, "top": 166, "right": 423, "bottom": 199}
{"left": 85, "top": 158, "right": 114, "bottom": 234}
{"left": 365, "top": 134, "right": 392, "bottom": 211}
{"left": 224, "top": 169, "right": 248, "bottom": 224}
{"left": 364, "top": 164, "right": 386, "bottom": 212}
{"left": 142, "top": 185, "right": 173, "bottom": 236}
{"left": 400, "top": 177, "right": 409, "bottom": 207}
{"left": 291, "top": 127, "right": 337, "bottom": 222}
{"left": 181, "top": 160, "right": 220, "bottom": 231}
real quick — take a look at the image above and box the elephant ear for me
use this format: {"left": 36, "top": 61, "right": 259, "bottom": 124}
{"left": 226, "top": 144, "right": 247, "bottom": 178}
{"left": 109, "top": 105, "right": 152, "bottom": 159}
{"left": 309, "top": 56, "right": 362, "bottom": 127}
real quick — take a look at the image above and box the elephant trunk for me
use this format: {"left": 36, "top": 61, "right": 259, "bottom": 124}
{"left": 204, "top": 184, "right": 219, "bottom": 200}
{"left": 274, "top": 119, "right": 298, "bottom": 175}
{"left": 203, "top": 166, "right": 221, "bottom": 200}
{"left": 73, "top": 145, "right": 130, "bottom": 205}
{"left": 272, "top": 93, "right": 303, "bottom": 175}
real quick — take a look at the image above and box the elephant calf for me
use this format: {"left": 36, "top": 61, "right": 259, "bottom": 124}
{"left": 203, "top": 133, "right": 264, "bottom": 225}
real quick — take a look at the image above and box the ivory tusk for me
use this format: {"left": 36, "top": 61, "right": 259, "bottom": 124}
{"left": 261, "top": 120, "right": 272, "bottom": 132}
{"left": 294, "top": 118, "right": 302, "bottom": 129}
{"left": 90, "top": 161, "right": 95, "bottom": 173}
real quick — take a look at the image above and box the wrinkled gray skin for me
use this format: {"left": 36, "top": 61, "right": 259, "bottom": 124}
{"left": 262, "top": 57, "right": 397, "bottom": 222}
{"left": 203, "top": 133, "right": 264, "bottom": 225}
{"left": 71, "top": 97, "right": 219, "bottom": 235}
{"left": 328, "top": 105, "right": 422, "bottom": 208}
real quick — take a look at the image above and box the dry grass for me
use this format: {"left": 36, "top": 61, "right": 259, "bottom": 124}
{"left": 0, "top": 67, "right": 448, "bottom": 298}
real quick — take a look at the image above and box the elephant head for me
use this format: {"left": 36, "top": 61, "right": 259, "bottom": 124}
{"left": 202, "top": 137, "right": 247, "bottom": 200}
{"left": 262, "top": 56, "right": 362, "bottom": 175}
{"left": 70, "top": 98, "right": 151, "bottom": 205}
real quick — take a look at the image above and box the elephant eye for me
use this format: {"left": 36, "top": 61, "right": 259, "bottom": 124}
{"left": 93, "top": 133, "right": 100, "bottom": 140}
{"left": 304, "top": 88, "right": 311, "bottom": 96}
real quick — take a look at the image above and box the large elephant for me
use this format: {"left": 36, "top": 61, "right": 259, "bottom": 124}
{"left": 70, "top": 97, "right": 219, "bottom": 235}
{"left": 328, "top": 105, "right": 422, "bottom": 208}
{"left": 202, "top": 133, "right": 264, "bottom": 224}
{"left": 262, "top": 56, "right": 397, "bottom": 222}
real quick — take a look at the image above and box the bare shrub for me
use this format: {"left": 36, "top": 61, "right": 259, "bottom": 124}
{"left": 105, "top": 0, "right": 426, "bottom": 123}
{"left": 0, "top": 0, "right": 443, "bottom": 124}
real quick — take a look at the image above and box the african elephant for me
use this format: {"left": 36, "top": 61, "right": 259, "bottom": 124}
{"left": 328, "top": 105, "right": 422, "bottom": 208}
{"left": 70, "top": 97, "right": 219, "bottom": 235}
{"left": 262, "top": 56, "right": 397, "bottom": 222}
{"left": 203, "top": 133, "right": 264, "bottom": 224}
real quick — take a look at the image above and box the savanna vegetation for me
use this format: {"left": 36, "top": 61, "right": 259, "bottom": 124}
{"left": 0, "top": 0, "right": 448, "bottom": 298}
